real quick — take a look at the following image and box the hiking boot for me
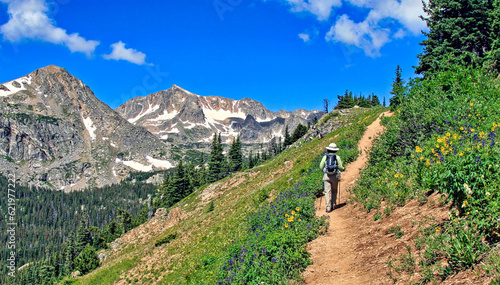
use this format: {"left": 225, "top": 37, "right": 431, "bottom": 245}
{"left": 326, "top": 209, "right": 332, "bottom": 213}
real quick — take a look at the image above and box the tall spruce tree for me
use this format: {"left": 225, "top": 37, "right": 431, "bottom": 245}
{"left": 172, "top": 160, "right": 192, "bottom": 201}
{"left": 416, "top": 0, "right": 494, "bottom": 75}
{"left": 389, "top": 65, "right": 407, "bottom": 110}
{"left": 228, "top": 136, "right": 243, "bottom": 172}
{"left": 208, "top": 132, "right": 225, "bottom": 182}
{"left": 371, "top": 93, "right": 381, "bottom": 106}
{"left": 75, "top": 219, "right": 92, "bottom": 253}
{"left": 117, "top": 208, "right": 132, "bottom": 234}
{"left": 292, "top": 124, "right": 308, "bottom": 142}
{"left": 335, "top": 90, "right": 355, "bottom": 109}
{"left": 74, "top": 244, "right": 99, "bottom": 275}
{"left": 284, "top": 125, "right": 293, "bottom": 147}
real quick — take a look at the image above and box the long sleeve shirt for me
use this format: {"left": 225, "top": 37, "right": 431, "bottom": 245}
{"left": 319, "top": 154, "right": 345, "bottom": 171}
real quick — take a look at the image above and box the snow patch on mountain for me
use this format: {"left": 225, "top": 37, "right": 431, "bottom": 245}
{"left": 129, "top": 102, "right": 160, "bottom": 124}
{"left": 81, "top": 115, "right": 97, "bottom": 141}
{"left": 0, "top": 75, "right": 32, "bottom": 97}
{"left": 149, "top": 109, "right": 179, "bottom": 121}
{"left": 202, "top": 107, "right": 246, "bottom": 122}
{"left": 146, "top": 156, "right": 174, "bottom": 169}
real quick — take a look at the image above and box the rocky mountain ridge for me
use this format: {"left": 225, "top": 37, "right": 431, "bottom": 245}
{"left": 116, "top": 85, "right": 324, "bottom": 144}
{"left": 0, "top": 65, "right": 173, "bottom": 191}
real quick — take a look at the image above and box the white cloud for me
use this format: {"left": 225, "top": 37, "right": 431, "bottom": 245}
{"left": 323, "top": 0, "right": 427, "bottom": 56}
{"left": 298, "top": 33, "right": 311, "bottom": 42}
{"left": 347, "top": 0, "right": 428, "bottom": 34}
{"left": 285, "top": 0, "right": 342, "bottom": 20}
{"left": 103, "top": 41, "right": 151, "bottom": 65}
{"left": 0, "top": 0, "right": 99, "bottom": 56}
{"left": 274, "top": 0, "right": 428, "bottom": 56}
{"left": 325, "top": 14, "right": 390, "bottom": 57}
{"left": 393, "top": 28, "right": 406, "bottom": 39}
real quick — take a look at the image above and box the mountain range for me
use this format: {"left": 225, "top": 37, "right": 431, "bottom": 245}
{"left": 0, "top": 65, "right": 322, "bottom": 190}
{"left": 116, "top": 85, "right": 323, "bottom": 144}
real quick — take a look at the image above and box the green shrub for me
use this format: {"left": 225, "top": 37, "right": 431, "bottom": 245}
{"left": 154, "top": 233, "right": 177, "bottom": 247}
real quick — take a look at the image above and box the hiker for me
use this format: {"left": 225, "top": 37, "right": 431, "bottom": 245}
{"left": 319, "top": 143, "right": 344, "bottom": 212}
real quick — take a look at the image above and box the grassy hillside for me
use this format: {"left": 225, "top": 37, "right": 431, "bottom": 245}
{"left": 65, "top": 107, "right": 385, "bottom": 285}
{"left": 351, "top": 65, "right": 500, "bottom": 283}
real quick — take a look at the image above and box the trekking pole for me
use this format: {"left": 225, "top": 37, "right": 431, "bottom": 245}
{"left": 338, "top": 172, "right": 341, "bottom": 206}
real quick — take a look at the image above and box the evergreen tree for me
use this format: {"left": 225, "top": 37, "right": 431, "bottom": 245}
{"left": 284, "top": 125, "right": 293, "bottom": 147}
{"left": 74, "top": 244, "right": 99, "bottom": 275}
{"left": 486, "top": 0, "right": 500, "bottom": 71}
{"left": 248, "top": 150, "right": 255, "bottom": 169}
{"left": 63, "top": 236, "right": 76, "bottom": 275}
{"left": 75, "top": 219, "right": 92, "bottom": 253}
{"left": 228, "top": 136, "right": 243, "bottom": 172}
{"left": 292, "top": 124, "right": 308, "bottom": 142}
{"left": 358, "top": 94, "right": 371, "bottom": 108}
{"left": 416, "top": 0, "right": 494, "bottom": 75}
{"left": 117, "top": 208, "right": 132, "bottom": 234}
{"left": 371, "top": 93, "right": 381, "bottom": 106}
{"left": 389, "top": 65, "right": 407, "bottom": 110}
{"left": 335, "top": 90, "right": 355, "bottom": 109}
{"left": 383, "top": 96, "right": 386, "bottom": 107}
{"left": 38, "top": 263, "right": 55, "bottom": 284}
{"left": 172, "top": 160, "right": 192, "bottom": 200}
{"left": 208, "top": 133, "right": 225, "bottom": 182}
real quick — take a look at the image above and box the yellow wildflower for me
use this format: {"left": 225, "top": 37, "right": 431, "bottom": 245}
{"left": 296, "top": 207, "right": 300, "bottom": 212}
{"left": 394, "top": 181, "right": 399, "bottom": 186}
{"left": 462, "top": 200, "right": 468, "bottom": 208}
{"left": 291, "top": 210, "right": 295, "bottom": 215}
{"left": 466, "top": 212, "right": 470, "bottom": 215}
{"left": 285, "top": 214, "right": 289, "bottom": 217}
{"left": 415, "top": 146, "right": 423, "bottom": 153}
{"left": 494, "top": 123, "right": 498, "bottom": 127}
{"left": 459, "top": 152, "right": 464, "bottom": 156}
{"left": 420, "top": 156, "right": 424, "bottom": 160}
{"left": 412, "top": 154, "right": 415, "bottom": 158}
{"left": 395, "top": 193, "right": 399, "bottom": 197}
{"left": 460, "top": 127, "right": 464, "bottom": 131}
{"left": 471, "top": 128, "right": 475, "bottom": 132}
{"left": 446, "top": 132, "right": 451, "bottom": 137}
{"left": 395, "top": 173, "right": 399, "bottom": 178}
{"left": 285, "top": 223, "right": 288, "bottom": 228}
{"left": 470, "top": 102, "right": 473, "bottom": 106}
{"left": 298, "top": 218, "right": 302, "bottom": 222}
{"left": 400, "top": 174, "right": 404, "bottom": 178}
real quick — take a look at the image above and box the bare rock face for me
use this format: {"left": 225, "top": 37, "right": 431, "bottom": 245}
{"left": 116, "top": 85, "right": 324, "bottom": 144}
{"left": 0, "top": 65, "right": 174, "bottom": 191}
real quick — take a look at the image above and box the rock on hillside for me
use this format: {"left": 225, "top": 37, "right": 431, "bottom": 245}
{"left": 0, "top": 65, "right": 174, "bottom": 191}
{"left": 116, "top": 85, "right": 324, "bottom": 144}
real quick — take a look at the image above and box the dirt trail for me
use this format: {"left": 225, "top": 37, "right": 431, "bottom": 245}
{"left": 303, "top": 112, "right": 392, "bottom": 285}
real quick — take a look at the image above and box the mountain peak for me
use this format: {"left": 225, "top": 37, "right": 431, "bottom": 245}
{"left": 39, "top": 65, "right": 67, "bottom": 73}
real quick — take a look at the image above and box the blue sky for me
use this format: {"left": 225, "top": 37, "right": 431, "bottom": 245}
{"left": 0, "top": 0, "right": 428, "bottom": 112}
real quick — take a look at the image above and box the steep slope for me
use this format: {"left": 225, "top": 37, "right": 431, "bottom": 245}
{"left": 116, "top": 85, "right": 324, "bottom": 144}
{"left": 0, "top": 65, "right": 173, "bottom": 190}
{"left": 69, "top": 107, "right": 383, "bottom": 285}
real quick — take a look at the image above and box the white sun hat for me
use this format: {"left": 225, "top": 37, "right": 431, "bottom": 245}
{"left": 326, "top": 143, "right": 339, "bottom": 151}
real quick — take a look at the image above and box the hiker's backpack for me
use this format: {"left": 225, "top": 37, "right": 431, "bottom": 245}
{"left": 324, "top": 153, "right": 339, "bottom": 175}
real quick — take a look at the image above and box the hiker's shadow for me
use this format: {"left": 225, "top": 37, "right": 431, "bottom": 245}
{"left": 334, "top": 203, "right": 347, "bottom": 210}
